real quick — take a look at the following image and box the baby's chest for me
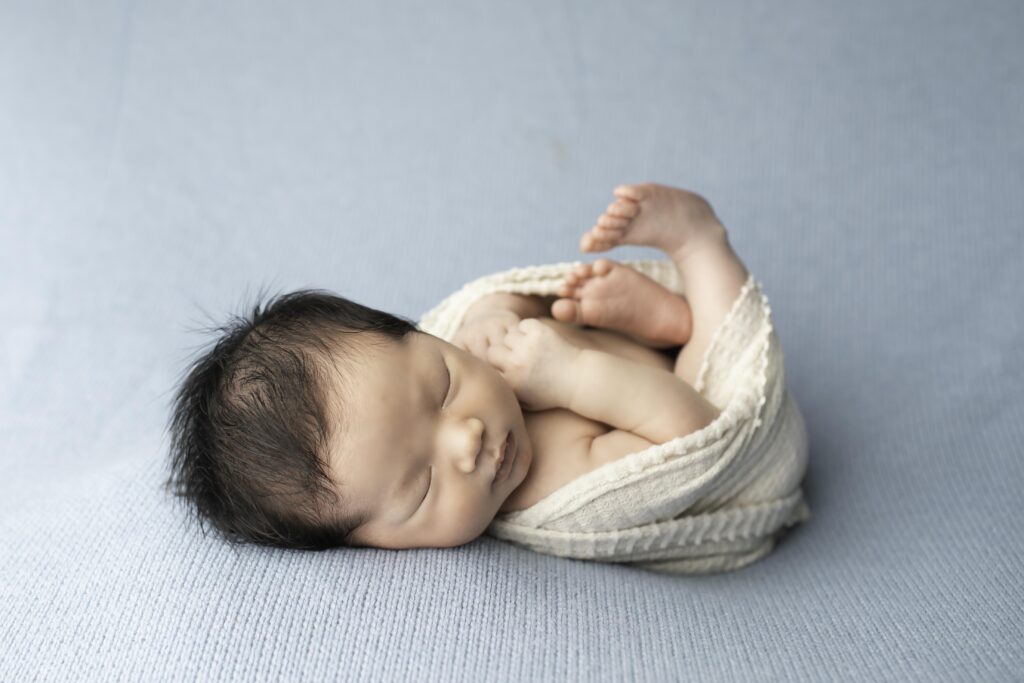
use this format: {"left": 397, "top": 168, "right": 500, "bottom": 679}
{"left": 501, "top": 320, "right": 677, "bottom": 511}
{"left": 500, "top": 408, "right": 604, "bottom": 511}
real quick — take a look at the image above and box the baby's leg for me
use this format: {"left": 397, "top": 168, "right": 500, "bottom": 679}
{"left": 577, "top": 183, "right": 750, "bottom": 386}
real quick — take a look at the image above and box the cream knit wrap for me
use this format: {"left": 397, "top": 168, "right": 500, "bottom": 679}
{"left": 417, "top": 259, "right": 811, "bottom": 575}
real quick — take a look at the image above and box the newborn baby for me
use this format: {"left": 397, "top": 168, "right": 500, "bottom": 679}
{"left": 167, "top": 183, "right": 754, "bottom": 553}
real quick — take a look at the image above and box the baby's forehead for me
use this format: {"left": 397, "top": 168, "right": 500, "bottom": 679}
{"left": 324, "top": 331, "right": 437, "bottom": 429}
{"left": 323, "top": 333, "right": 443, "bottom": 478}
{"left": 371, "top": 331, "right": 435, "bottom": 374}
{"left": 326, "top": 329, "right": 427, "bottom": 375}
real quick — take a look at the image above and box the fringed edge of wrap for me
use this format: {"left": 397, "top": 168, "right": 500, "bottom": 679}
{"left": 485, "top": 494, "right": 811, "bottom": 563}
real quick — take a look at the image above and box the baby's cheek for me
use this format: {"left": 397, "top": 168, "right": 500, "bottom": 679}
{"left": 444, "top": 498, "right": 493, "bottom": 546}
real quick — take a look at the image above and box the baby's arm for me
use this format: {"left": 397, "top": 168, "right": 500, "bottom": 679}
{"left": 488, "top": 318, "right": 718, "bottom": 446}
{"left": 568, "top": 349, "right": 719, "bottom": 445}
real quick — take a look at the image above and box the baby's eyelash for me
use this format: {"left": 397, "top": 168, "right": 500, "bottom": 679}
{"left": 418, "top": 355, "right": 449, "bottom": 512}
{"left": 442, "top": 360, "right": 452, "bottom": 406}
{"left": 420, "top": 466, "right": 432, "bottom": 507}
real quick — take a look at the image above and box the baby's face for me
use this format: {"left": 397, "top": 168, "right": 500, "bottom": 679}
{"left": 326, "top": 330, "right": 533, "bottom": 549}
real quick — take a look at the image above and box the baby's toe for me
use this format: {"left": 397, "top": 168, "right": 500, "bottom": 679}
{"left": 613, "top": 184, "right": 645, "bottom": 202}
{"left": 606, "top": 200, "right": 639, "bottom": 219}
{"left": 581, "top": 232, "right": 615, "bottom": 252}
{"left": 597, "top": 214, "right": 629, "bottom": 230}
{"left": 593, "top": 258, "right": 616, "bottom": 276}
{"left": 551, "top": 298, "right": 582, "bottom": 324}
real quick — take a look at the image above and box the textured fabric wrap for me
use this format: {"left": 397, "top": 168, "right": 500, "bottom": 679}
{"left": 417, "top": 259, "right": 810, "bottom": 574}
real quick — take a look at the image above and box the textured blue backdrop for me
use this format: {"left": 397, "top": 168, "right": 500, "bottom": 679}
{"left": 1, "top": 0, "right": 1021, "bottom": 680}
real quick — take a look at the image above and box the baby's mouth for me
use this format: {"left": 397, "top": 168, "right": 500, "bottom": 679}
{"left": 493, "top": 431, "right": 515, "bottom": 485}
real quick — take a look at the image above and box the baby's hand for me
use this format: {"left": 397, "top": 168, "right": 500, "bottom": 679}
{"left": 486, "top": 318, "right": 581, "bottom": 412}
{"left": 451, "top": 309, "right": 522, "bottom": 363}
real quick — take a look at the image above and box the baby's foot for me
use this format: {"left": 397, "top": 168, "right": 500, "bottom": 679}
{"left": 580, "top": 183, "right": 727, "bottom": 262}
{"left": 552, "top": 258, "right": 692, "bottom": 347}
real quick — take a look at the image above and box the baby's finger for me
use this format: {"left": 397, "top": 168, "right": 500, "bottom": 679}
{"left": 502, "top": 328, "right": 525, "bottom": 348}
{"left": 486, "top": 341, "right": 508, "bottom": 364}
{"left": 470, "top": 338, "right": 489, "bottom": 360}
{"left": 483, "top": 323, "right": 507, "bottom": 347}
{"left": 502, "top": 336, "right": 522, "bottom": 352}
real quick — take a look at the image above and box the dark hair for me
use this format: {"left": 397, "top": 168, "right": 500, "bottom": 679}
{"left": 164, "top": 288, "right": 420, "bottom": 550}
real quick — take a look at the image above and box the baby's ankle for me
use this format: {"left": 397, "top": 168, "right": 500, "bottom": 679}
{"left": 670, "top": 220, "right": 728, "bottom": 264}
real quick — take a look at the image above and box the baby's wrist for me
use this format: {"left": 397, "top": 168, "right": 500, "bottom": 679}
{"left": 561, "top": 347, "right": 592, "bottom": 413}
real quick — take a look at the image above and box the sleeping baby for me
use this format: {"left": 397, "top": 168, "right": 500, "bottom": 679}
{"left": 167, "top": 182, "right": 809, "bottom": 573}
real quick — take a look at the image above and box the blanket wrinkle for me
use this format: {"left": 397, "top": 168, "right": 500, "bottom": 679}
{"left": 418, "top": 259, "right": 810, "bottom": 574}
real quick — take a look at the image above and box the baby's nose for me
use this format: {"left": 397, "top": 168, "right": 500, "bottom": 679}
{"left": 456, "top": 417, "right": 485, "bottom": 471}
